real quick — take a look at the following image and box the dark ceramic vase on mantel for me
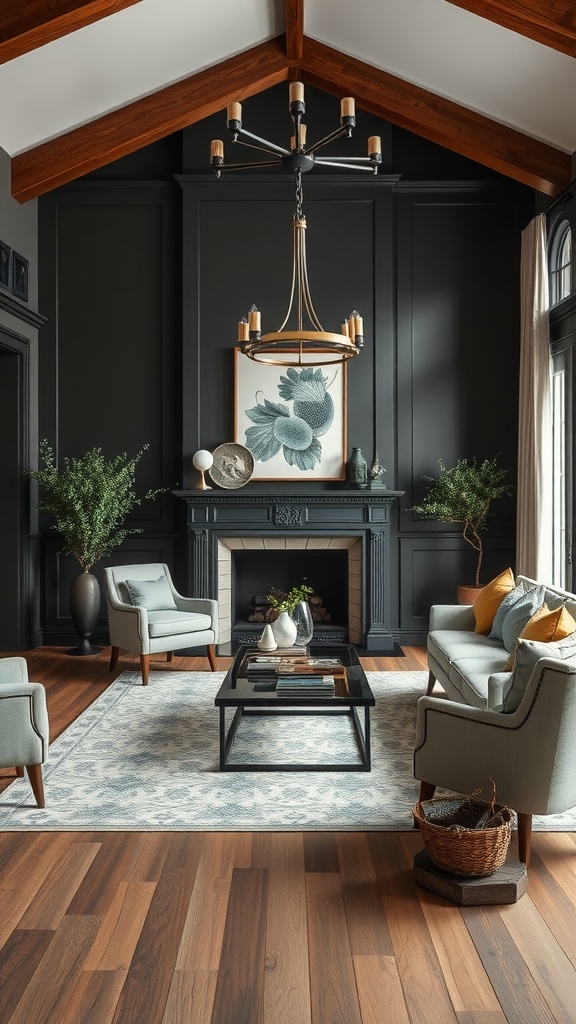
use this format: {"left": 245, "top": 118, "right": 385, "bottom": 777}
{"left": 68, "top": 571, "right": 103, "bottom": 655}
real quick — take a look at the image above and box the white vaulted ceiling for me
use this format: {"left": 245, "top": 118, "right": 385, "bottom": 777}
{"left": 1, "top": 0, "right": 574, "bottom": 201}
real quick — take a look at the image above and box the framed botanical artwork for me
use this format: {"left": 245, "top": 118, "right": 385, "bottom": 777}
{"left": 0, "top": 241, "right": 10, "bottom": 289}
{"left": 11, "top": 251, "right": 29, "bottom": 302}
{"left": 234, "top": 348, "right": 347, "bottom": 481}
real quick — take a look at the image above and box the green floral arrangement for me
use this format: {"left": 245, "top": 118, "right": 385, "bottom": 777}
{"left": 267, "top": 582, "right": 313, "bottom": 613}
{"left": 409, "top": 456, "right": 511, "bottom": 587}
{"left": 28, "top": 440, "right": 167, "bottom": 573}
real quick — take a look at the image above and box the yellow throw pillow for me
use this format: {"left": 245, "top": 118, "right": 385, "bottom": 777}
{"left": 473, "top": 567, "right": 515, "bottom": 635}
{"left": 503, "top": 604, "right": 576, "bottom": 670}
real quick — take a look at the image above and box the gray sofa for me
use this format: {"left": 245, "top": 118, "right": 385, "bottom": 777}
{"left": 427, "top": 574, "right": 576, "bottom": 709}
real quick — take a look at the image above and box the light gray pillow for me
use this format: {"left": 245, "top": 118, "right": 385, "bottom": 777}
{"left": 502, "top": 633, "right": 576, "bottom": 713}
{"left": 501, "top": 586, "right": 545, "bottom": 652}
{"left": 124, "top": 575, "right": 177, "bottom": 611}
{"left": 489, "top": 584, "right": 526, "bottom": 641}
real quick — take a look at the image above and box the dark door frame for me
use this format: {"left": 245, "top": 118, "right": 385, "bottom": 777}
{"left": 0, "top": 325, "right": 31, "bottom": 650}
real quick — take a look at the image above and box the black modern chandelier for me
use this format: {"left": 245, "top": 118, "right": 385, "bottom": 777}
{"left": 211, "top": 81, "right": 382, "bottom": 366}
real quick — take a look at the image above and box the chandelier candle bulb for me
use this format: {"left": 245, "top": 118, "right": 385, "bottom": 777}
{"left": 289, "top": 81, "right": 305, "bottom": 104}
{"left": 291, "top": 124, "right": 307, "bottom": 150}
{"left": 227, "top": 102, "right": 242, "bottom": 125}
{"left": 341, "top": 97, "right": 355, "bottom": 119}
{"left": 248, "top": 306, "right": 261, "bottom": 334}
{"left": 238, "top": 318, "right": 249, "bottom": 342}
{"left": 341, "top": 320, "right": 350, "bottom": 336}
{"left": 368, "top": 136, "right": 381, "bottom": 157}
{"left": 211, "top": 140, "right": 224, "bottom": 159}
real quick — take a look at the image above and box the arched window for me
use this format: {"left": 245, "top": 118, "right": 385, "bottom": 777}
{"left": 549, "top": 219, "right": 572, "bottom": 305}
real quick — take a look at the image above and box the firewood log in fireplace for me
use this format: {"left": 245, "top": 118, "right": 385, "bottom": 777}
{"left": 247, "top": 592, "right": 332, "bottom": 624}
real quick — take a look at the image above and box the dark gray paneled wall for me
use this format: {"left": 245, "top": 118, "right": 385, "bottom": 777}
{"left": 179, "top": 175, "right": 396, "bottom": 488}
{"left": 28, "top": 119, "right": 534, "bottom": 648}
{"left": 37, "top": 183, "right": 180, "bottom": 644}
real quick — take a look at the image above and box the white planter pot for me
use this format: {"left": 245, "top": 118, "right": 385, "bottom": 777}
{"left": 271, "top": 610, "right": 298, "bottom": 648}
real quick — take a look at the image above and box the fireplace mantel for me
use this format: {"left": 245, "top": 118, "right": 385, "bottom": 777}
{"left": 175, "top": 488, "right": 403, "bottom": 652}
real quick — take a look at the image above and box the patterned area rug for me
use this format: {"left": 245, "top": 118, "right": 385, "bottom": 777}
{"left": 1, "top": 670, "right": 575, "bottom": 832}
{"left": 0, "top": 670, "right": 424, "bottom": 831}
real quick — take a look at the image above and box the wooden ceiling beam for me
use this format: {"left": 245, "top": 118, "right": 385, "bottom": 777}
{"left": 444, "top": 1, "right": 576, "bottom": 58}
{"left": 285, "top": 0, "right": 304, "bottom": 62}
{"left": 0, "top": 0, "right": 142, "bottom": 65}
{"left": 301, "top": 37, "right": 571, "bottom": 195}
{"left": 11, "top": 38, "right": 290, "bottom": 203}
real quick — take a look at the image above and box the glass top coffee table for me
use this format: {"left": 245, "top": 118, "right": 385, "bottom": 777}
{"left": 215, "top": 643, "right": 375, "bottom": 772}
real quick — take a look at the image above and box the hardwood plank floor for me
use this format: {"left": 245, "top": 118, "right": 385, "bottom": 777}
{"left": 1, "top": 646, "right": 575, "bottom": 1024}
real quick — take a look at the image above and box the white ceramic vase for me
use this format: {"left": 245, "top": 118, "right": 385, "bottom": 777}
{"left": 258, "top": 624, "right": 277, "bottom": 652}
{"left": 271, "top": 610, "right": 298, "bottom": 648}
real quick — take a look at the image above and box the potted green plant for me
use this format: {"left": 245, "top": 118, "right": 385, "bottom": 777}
{"left": 267, "top": 582, "right": 313, "bottom": 648}
{"left": 28, "top": 440, "right": 166, "bottom": 655}
{"left": 409, "top": 456, "right": 511, "bottom": 602}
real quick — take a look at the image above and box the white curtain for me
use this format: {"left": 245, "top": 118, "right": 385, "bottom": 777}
{"left": 516, "top": 213, "right": 552, "bottom": 580}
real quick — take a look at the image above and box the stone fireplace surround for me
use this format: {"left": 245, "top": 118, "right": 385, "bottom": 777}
{"left": 218, "top": 535, "right": 362, "bottom": 645}
{"left": 175, "top": 489, "right": 403, "bottom": 652}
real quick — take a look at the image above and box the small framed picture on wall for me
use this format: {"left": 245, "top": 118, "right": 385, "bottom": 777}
{"left": 0, "top": 241, "right": 10, "bottom": 290}
{"left": 11, "top": 251, "right": 29, "bottom": 302}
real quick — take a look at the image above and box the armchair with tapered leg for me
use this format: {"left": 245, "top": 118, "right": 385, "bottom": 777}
{"left": 0, "top": 657, "right": 49, "bottom": 807}
{"left": 104, "top": 562, "right": 219, "bottom": 685}
{"left": 413, "top": 658, "right": 576, "bottom": 866}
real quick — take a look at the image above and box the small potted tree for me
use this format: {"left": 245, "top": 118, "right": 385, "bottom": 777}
{"left": 29, "top": 440, "right": 166, "bottom": 655}
{"left": 409, "top": 456, "right": 511, "bottom": 603}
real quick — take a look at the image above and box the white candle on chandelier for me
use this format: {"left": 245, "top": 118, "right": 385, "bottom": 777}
{"left": 341, "top": 97, "right": 355, "bottom": 118}
{"left": 238, "top": 318, "right": 249, "bottom": 342}
{"left": 290, "top": 124, "right": 307, "bottom": 150}
{"left": 289, "top": 82, "right": 305, "bottom": 104}
{"left": 368, "top": 136, "right": 381, "bottom": 158}
{"left": 249, "top": 307, "right": 261, "bottom": 333}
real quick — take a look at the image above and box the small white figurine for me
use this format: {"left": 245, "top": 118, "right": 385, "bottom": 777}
{"left": 258, "top": 624, "right": 277, "bottom": 651}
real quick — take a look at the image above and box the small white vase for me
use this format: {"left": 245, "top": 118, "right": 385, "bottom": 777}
{"left": 271, "top": 610, "right": 298, "bottom": 648}
{"left": 258, "top": 624, "right": 277, "bottom": 652}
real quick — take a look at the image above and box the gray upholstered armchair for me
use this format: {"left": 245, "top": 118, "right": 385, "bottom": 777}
{"left": 413, "top": 657, "right": 576, "bottom": 866}
{"left": 0, "top": 657, "right": 49, "bottom": 807}
{"left": 104, "top": 562, "right": 219, "bottom": 685}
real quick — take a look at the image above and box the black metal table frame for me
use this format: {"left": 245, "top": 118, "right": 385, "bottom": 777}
{"left": 218, "top": 698, "right": 372, "bottom": 773}
{"left": 216, "top": 643, "right": 374, "bottom": 772}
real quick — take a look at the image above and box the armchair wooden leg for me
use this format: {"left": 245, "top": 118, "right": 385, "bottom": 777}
{"left": 207, "top": 644, "right": 217, "bottom": 671}
{"left": 110, "top": 646, "right": 119, "bottom": 671}
{"left": 166, "top": 651, "right": 173, "bottom": 662}
{"left": 140, "top": 654, "right": 150, "bottom": 686}
{"left": 426, "top": 671, "right": 436, "bottom": 695}
{"left": 517, "top": 812, "right": 532, "bottom": 867}
{"left": 26, "top": 764, "right": 45, "bottom": 808}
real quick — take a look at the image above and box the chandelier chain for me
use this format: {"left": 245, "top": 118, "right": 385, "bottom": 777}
{"left": 295, "top": 169, "right": 304, "bottom": 221}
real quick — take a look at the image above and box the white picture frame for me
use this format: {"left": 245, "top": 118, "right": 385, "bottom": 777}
{"left": 234, "top": 348, "right": 347, "bottom": 481}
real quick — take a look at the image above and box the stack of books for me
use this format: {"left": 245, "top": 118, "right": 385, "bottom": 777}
{"left": 276, "top": 674, "right": 336, "bottom": 698}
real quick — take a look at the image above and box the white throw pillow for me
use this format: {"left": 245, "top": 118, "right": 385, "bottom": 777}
{"left": 124, "top": 575, "right": 177, "bottom": 611}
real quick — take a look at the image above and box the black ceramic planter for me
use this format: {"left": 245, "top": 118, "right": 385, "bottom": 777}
{"left": 68, "top": 571, "right": 103, "bottom": 655}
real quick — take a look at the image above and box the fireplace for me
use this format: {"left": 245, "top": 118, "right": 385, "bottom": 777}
{"left": 218, "top": 537, "right": 361, "bottom": 645}
{"left": 174, "top": 488, "right": 403, "bottom": 651}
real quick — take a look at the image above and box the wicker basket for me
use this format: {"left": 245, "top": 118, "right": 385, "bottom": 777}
{"left": 413, "top": 781, "right": 514, "bottom": 877}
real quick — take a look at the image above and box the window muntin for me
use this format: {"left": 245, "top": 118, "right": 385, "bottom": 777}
{"left": 550, "top": 220, "right": 572, "bottom": 305}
